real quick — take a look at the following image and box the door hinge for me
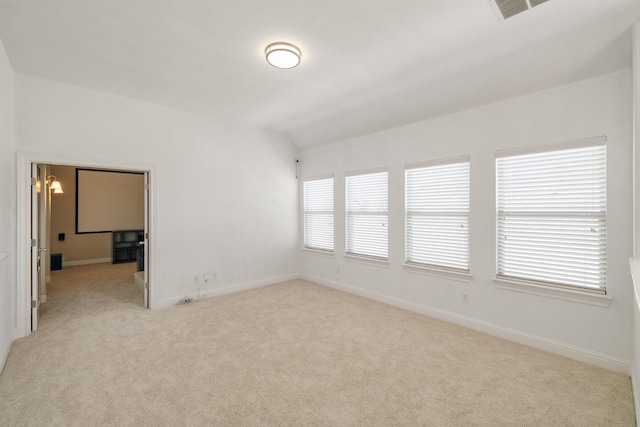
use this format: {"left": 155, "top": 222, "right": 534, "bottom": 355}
{"left": 144, "top": 282, "right": 149, "bottom": 290}
{"left": 31, "top": 300, "right": 36, "bottom": 308}
{"left": 31, "top": 239, "right": 36, "bottom": 247}
{"left": 145, "top": 233, "right": 149, "bottom": 239}
{"left": 30, "top": 178, "right": 36, "bottom": 186}
{"left": 144, "top": 183, "right": 149, "bottom": 190}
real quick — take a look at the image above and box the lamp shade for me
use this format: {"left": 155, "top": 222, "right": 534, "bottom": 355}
{"left": 50, "top": 180, "right": 63, "bottom": 194}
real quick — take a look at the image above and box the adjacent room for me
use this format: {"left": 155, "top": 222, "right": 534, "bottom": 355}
{"left": 47, "top": 165, "right": 146, "bottom": 302}
{"left": 1, "top": 0, "right": 640, "bottom": 424}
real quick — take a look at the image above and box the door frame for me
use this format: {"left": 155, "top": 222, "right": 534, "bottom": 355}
{"left": 16, "top": 152, "right": 157, "bottom": 338}
{"left": 30, "top": 163, "right": 45, "bottom": 331}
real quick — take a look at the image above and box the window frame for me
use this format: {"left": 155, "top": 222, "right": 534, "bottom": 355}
{"left": 495, "top": 137, "right": 608, "bottom": 301}
{"left": 302, "top": 175, "right": 335, "bottom": 253}
{"left": 345, "top": 168, "right": 389, "bottom": 261}
{"left": 404, "top": 156, "right": 471, "bottom": 275}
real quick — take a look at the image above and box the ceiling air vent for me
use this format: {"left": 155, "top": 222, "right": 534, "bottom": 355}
{"left": 491, "top": 0, "right": 549, "bottom": 20}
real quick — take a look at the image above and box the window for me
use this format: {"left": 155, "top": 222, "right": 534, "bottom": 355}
{"left": 405, "top": 157, "right": 470, "bottom": 272}
{"left": 303, "top": 177, "right": 334, "bottom": 252}
{"left": 346, "top": 170, "right": 388, "bottom": 260}
{"left": 496, "top": 140, "right": 606, "bottom": 293}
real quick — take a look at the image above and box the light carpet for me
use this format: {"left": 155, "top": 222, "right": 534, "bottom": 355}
{"left": 0, "top": 263, "right": 635, "bottom": 426}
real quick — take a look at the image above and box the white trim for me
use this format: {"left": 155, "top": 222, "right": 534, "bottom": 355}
{"left": 630, "top": 258, "right": 640, "bottom": 425}
{"left": 632, "top": 362, "right": 640, "bottom": 427}
{"left": 302, "top": 248, "right": 335, "bottom": 258}
{"left": 344, "top": 254, "right": 389, "bottom": 268}
{"left": 0, "top": 336, "right": 12, "bottom": 375}
{"left": 301, "top": 273, "right": 631, "bottom": 374}
{"left": 345, "top": 166, "right": 388, "bottom": 177}
{"left": 0, "top": 251, "right": 12, "bottom": 374}
{"left": 62, "top": 257, "right": 112, "bottom": 267}
{"left": 16, "top": 153, "right": 30, "bottom": 338}
{"left": 403, "top": 263, "right": 471, "bottom": 283}
{"left": 156, "top": 273, "right": 301, "bottom": 308}
{"left": 134, "top": 271, "right": 145, "bottom": 292}
{"left": 303, "top": 173, "right": 334, "bottom": 182}
{"left": 16, "top": 151, "right": 158, "bottom": 338}
{"left": 495, "top": 135, "right": 606, "bottom": 158}
{"left": 629, "top": 258, "right": 640, "bottom": 312}
{"left": 493, "top": 277, "right": 612, "bottom": 307}
{"left": 405, "top": 155, "right": 470, "bottom": 170}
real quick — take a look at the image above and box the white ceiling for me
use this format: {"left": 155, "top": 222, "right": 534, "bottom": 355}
{"left": 0, "top": 0, "right": 638, "bottom": 149}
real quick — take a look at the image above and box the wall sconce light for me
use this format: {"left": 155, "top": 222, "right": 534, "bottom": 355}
{"left": 47, "top": 175, "right": 64, "bottom": 194}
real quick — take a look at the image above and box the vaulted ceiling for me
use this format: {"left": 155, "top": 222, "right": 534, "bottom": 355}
{"left": 0, "top": 0, "right": 638, "bottom": 149}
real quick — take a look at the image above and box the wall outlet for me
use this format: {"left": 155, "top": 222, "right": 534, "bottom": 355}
{"left": 193, "top": 274, "right": 200, "bottom": 284}
{"left": 336, "top": 267, "right": 341, "bottom": 275}
{"left": 461, "top": 293, "right": 470, "bottom": 304}
{"left": 204, "top": 272, "right": 216, "bottom": 282}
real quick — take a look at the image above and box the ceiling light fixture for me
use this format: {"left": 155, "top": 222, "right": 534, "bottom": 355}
{"left": 265, "top": 42, "right": 301, "bottom": 69}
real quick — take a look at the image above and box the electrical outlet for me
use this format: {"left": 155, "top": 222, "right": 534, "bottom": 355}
{"left": 336, "top": 267, "right": 341, "bottom": 274}
{"left": 461, "top": 293, "right": 470, "bottom": 304}
{"left": 204, "top": 272, "right": 215, "bottom": 282}
{"left": 193, "top": 274, "right": 200, "bottom": 284}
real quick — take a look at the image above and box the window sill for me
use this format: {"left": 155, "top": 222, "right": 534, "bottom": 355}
{"left": 493, "top": 277, "right": 612, "bottom": 307}
{"left": 403, "top": 264, "right": 471, "bottom": 283}
{"left": 344, "top": 254, "right": 389, "bottom": 268}
{"left": 301, "top": 248, "right": 335, "bottom": 259}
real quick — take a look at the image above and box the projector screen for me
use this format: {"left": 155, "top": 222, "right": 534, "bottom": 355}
{"left": 76, "top": 169, "right": 145, "bottom": 234}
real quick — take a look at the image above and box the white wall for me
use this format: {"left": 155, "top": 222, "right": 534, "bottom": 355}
{"left": 0, "top": 36, "right": 16, "bottom": 371}
{"left": 630, "top": 21, "right": 640, "bottom": 424}
{"left": 299, "top": 70, "right": 634, "bottom": 368}
{"left": 14, "top": 75, "right": 299, "bottom": 307}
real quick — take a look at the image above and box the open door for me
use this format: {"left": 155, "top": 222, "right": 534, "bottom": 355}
{"left": 143, "top": 171, "right": 150, "bottom": 308}
{"left": 39, "top": 164, "right": 49, "bottom": 304}
{"left": 30, "top": 163, "right": 42, "bottom": 331}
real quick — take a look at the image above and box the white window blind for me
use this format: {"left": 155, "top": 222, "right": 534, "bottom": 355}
{"left": 346, "top": 171, "right": 388, "bottom": 260}
{"left": 405, "top": 158, "right": 470, "bottom": 272}
{"left": 496, "top": 141, "right": 606, "bottom": 293}
{"left": 303, "top": 177, "right": 334, "bottom": 252}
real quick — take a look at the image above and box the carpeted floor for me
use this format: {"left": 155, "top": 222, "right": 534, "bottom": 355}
{"left": 0, "top": 263, "right": 635, "bottom": 426}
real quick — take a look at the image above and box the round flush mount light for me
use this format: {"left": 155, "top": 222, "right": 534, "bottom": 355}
{"left": 265, "top": 42, "right": 301, "bottom": 69}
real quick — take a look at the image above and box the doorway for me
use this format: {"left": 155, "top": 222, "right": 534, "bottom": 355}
{"left": 17, "top": 153, "right": 155, "bottom": 337}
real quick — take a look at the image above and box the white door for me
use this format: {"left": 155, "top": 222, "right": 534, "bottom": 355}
{"left": 30, "top": 163, "right": 41, "bottom": 331}
{"left": 143, "top": 171, "right": 149, "bottom": 308}
{"left": 38, "top": 164, "right": 48, "bottom": 304}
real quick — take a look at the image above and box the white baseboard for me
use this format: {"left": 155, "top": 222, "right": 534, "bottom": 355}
{"left": 633, "top": 362, "right": 640, "bottom": 425}
{"left": 133, "top": 271, "right": 144, "bottom": 292}
{"left": 0, "top": 335, "right": 13, "bottom": 375}
{"left": 155, "top": 273, "right": 301, "bottom": 309}
{"left": 302, "top": 273, "right": 632, "bottom": 374}
{"left": 62, "top": 257, "right": 112, "bottom": 267}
